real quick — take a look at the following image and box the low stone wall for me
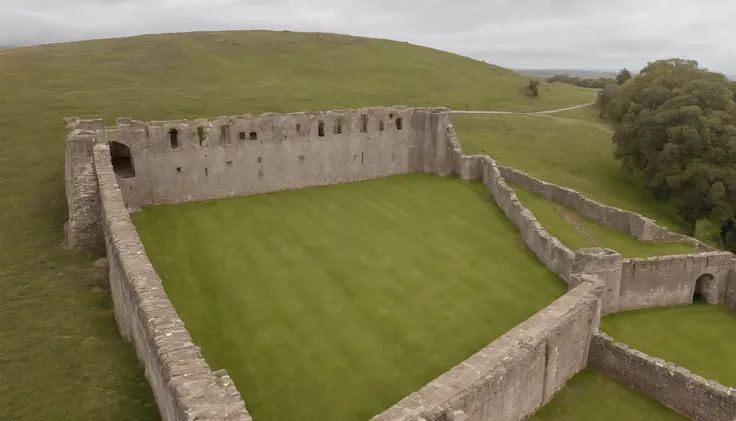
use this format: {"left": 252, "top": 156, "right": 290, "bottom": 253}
{"left": 497, "top": 166, "right": 706, "bottom": 248}
{"left": 94, "top": 143, "right": 252, "bottom": 421}
{"left": 446, "top": 125, "right": 576, "bottom": 282}
{"left": 618, "top": 252, "right": 735, "bottom": 311}
{"left": 371, "top": 278, "right": 602, "bottom": 421}
{"left": 590, "top": 332, "right": 736, "bottom": 421}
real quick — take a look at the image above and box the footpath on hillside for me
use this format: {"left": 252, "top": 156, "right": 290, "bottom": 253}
{"left": 452, "top": 102, "right": 595, "bottom": 115}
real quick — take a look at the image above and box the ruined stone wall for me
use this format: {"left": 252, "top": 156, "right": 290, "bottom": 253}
{"left": 618, "top": 252, "right": 735, "bottom": 311}
{"left": 497, "top": 166, "right": 706, "bottom": 247}
{"left": 103, "top": 107, "right": 450, "bottom": 208}
{"left": 94, "top": 143, "right": 252, "bottom": 421}
{"left": 446, "top": 125, "right": 576, "bottom": 283}
{"left": 371, "top": 278, "right": 602, "bottom": 421}
{"left": 590, "top": 332, "right": 736, "bottom": 421}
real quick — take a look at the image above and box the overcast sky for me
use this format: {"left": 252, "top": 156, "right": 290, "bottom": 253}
{"left": 1, "top": 0, "right": 734, "bottom": 74}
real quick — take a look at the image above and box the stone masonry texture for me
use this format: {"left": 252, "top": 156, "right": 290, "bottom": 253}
{"left": 590, "top": 332, "right": 736, "bottom": 421}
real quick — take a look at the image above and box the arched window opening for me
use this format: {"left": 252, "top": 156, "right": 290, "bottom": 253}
{"left": 110, "top": 141, "right": 135, "bottom": 178}
{"left": 396, "top": 117, "right": 403, "bottom": 130}
{"left": 197, "top": 127, "right": 205, "bottom": 146}
{"left": 693, "top": 274, "right": 714, "bottom": 303}
{"left": 169, "top": 128, "right": 179, "bottom": 149}
{"left": 360, "top": 114, "right": 368, "bottom": 133}
{"left": 334, "top": 119, "right": 343, "bottom": 135}
{"left": 318, "top": 120, "right": 325, "bottom": 137}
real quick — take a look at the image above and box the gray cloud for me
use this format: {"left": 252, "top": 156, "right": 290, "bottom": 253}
{"left": 0, "top": 0, "right": 734, "bottom": 73}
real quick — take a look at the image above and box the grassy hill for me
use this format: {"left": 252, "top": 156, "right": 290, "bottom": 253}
{"left": 453, "top": 113, "right": 689, "bottom": 233}
{"left": 0, "top": 30, "right": 598, "bottom": 420}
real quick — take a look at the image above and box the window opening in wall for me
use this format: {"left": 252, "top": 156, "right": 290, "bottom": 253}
{"left": 226, "top": 160, "right": 233, "bottom": 168}
{"left": 296, "top": 123, "right": 302, "bottom": 134}
{"left": 335, "top": 119, "right": 343, "bottom": 135}
{"left": 220, "top": 125, "right": 230, "bottom": 144}
{"left": 379, "top": 121, "right": 385, "bottom": 131}
{"left": 239, "top": 132, "right": 246, "bottom": 140}
{"left": 109, "top": 141, "right": 135, "bottom": 178}
{"left": 169, "top": 128, "right": 179, "bottom": 149}
{"left": 250, "top": 132, "right": 258, "bottom": 140}
{"left": 396, "top": 117, "right": 403, "bottom": 130}
{"left": 361, "top": 152, "right": 364, "bottom": 163}
{"left": 258, "top": 169, "right": 264, "bottom": 178}
{"left": 693, "top": 274, "right": 713, "bottom": 303}
{"left": 318, "top": 120, "right": 325, "bottom": 137}
{"left": 205, "top": 167, "right": 208, "bottom": 177}
{"left": 299, "top": 155, "right": 306, "bottom": 163}
{"left": 360, "top": 114, "right": 368, "bottom": 133}
{"left": 176, "top": 167, "right": 182, "bottom": 173}
{"left": 197, "top": 127, "right": 205, "bottom": 146}
{"left": 389, "top": 113, "right": 394, "bottom": 121}
{"left": 257, "top": 157, "right": 262, "bottom": 164}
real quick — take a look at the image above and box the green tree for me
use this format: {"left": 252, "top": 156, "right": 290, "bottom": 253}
{"left": 527, "top": 78, "right": 540, "bottom": 97}
{"left": 615, "top": 68, "right": 632, "bottom": 85}
{"left": 605, "top": 58, "right": 736, "bottom": 246}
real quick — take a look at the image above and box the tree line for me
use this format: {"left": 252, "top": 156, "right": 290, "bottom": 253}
{"left": 546, "top": 74, "right": 618, "bottom": 89}
{"left": 598, "top": 59, "right": 736, "bottom": 249}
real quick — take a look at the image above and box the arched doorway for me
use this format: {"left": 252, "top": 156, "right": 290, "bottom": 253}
{"left": 693, "top": 274, "right": 714, "bottom": 303}
{"left": 109, "top": 141, "right": 135, "bottom": 178}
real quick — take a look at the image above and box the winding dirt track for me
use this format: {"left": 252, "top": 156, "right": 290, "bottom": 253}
{"left": 451, "top": 102, "right": 595, "bottom": 115}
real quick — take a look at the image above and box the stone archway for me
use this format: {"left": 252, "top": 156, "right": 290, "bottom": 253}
{"left": 109, "top": 141, "right": 135, "bottom": 178}
{"left": 693, "top": 274, "right": 715, "bottom": 303}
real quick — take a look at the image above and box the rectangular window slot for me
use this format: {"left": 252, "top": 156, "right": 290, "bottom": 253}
{"left": 226, "top": 161, "right": 233, "bottom": 168}
{"left": 176, "top": 167, "right": 182, "bottom": 173}
{"left": 257, "top": 169, "right": 264, "bottom": 178}
{"left": 239, "top": 132, "right": 246, "bottom": 140}
{"left": 299, "top": 155, "right": 306, "bottom": 163}
{"left": 257, "top": 157, "right": 262, "bottom": 164}
{"left": 205, "top": 167, "right": 208, "bottom": 177}
{"left": 249, "top": 132, "right": 258, "bottom": 140}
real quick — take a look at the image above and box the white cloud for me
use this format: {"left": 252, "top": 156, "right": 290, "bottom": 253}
{"left": 0, "top": 0, "right": 734, "bottom": 73}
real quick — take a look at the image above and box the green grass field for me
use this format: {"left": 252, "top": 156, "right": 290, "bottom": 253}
{"left": 453, "top": 114, "right": 688, "bottom": 233}
{"left": 511, "top": 184, "right": 697, "bottom": 257}
{"left": 529, "top": 368, "right": 687, "bottom": 421}
{"left": 601, "top": 304, "right": 736, "bottom": 387}
{"left": 0, "top": 30, "right": 598, "bottom": 419}
{"left": 132, "top": 174, "right": 567, "bottom": 421}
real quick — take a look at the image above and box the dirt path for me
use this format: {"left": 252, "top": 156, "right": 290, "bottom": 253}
{"left": 451, "top": 102, "right": 595, "bottom": 115}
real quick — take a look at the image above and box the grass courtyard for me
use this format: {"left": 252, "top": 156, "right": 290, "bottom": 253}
{"left": 133, "top": 174, "right": 567, "bottom": 421}
{"left": 529, "top": 368, "right": 687, "bottom": 421}
{"left": 601, "top": 304, "right": 736, "bottom": 387}
{"left": 511, "top": 184, "right": 697, "bottom": 258}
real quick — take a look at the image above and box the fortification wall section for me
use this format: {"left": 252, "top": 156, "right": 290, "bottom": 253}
{"left": 93, "top": 143, "right": 252, "bottom": 421}
{"left": 590, "top": 333, "right": 736, "bottom": 421}
{"left": 446, "top": 125, "right": 576, "bottom": 283}
{"left": 103, "top": 106, "right": 450, "bottom": 208}
{"left": 371, "top": 278, "right": 602, "bottom": 421}
{"left": 618, "top": 252, "right": 735, "bottom": 311}
{"left": 497, "top": 166, "right": 705, "bottom": 247}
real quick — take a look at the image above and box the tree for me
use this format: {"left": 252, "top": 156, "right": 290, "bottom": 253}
{"left": 603, "top": 58, "right": 736, "bottom": 248}
{"left": 527, "top": 78, "right": 540, "bottom": 97}
{"left": 615, "top": 68, "right": 632, "bottom": 85}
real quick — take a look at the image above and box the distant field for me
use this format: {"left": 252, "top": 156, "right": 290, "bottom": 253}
{"left": 602, "top": 305, "right": 736, "bottom": 387}
{"left": 511, "top": 184, "right": 697, "bottom": 258}
{"left": 0, "top": 30, "right": 597, "bottom": 419}
{"left": 529, "top": 368, "right": 686, "bottom": 421}
{"left": 453, "top": 114, "right": 688, "bottom": 233}
{"left": 133, "top": 174, "right": 566, "bottom": 421}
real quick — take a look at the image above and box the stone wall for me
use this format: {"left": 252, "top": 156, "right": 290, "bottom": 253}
{"left": 589, "top": 332, "right": 736, "bottom": 421}
{"left": 497, "top": 166, "right": 706, "bottom": 248}
{"left": 618, "top": 252, "right": 735, "bottom": 311}
{"left": 371, "top": 278, "right": 602, "bottom": 421}
{"left": 94, "top": 143, "right": 252, "bottom": 421}
{"left": 446, "top": 125, "right": 576, "bottom": 283}
{"left": 103, "top": 106, "right": 450, "bottom": 208}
